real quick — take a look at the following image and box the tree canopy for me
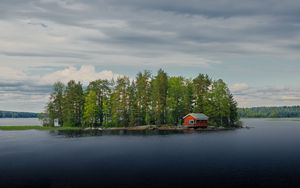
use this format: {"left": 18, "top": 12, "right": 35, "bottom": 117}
{"left": 42, "top": 69, "right": 239, "bottom": 127}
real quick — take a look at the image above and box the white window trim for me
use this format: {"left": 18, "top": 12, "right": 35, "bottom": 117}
{"left": 189, "top": 120, "right": 194, "bottom": 125}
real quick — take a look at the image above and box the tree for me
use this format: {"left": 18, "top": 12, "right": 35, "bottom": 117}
{"left": 128, "top": 81, "right": 138, "bottom": 127}
{"left": 111, "top": 77, "right": 130, "bottom": 127}
{"left": 229, "top": 94, "right": 239, "bottom": 126}
{"left": 136, "top": 70, "right": 152, "bottom": 125}
{"left": 167, "top": 76, "right": 185, "bottom": 125}
{"left": 209, "top": 79, "right": 230, "bottom": 126}
{"left": 193, "top": 74, "right": 211, "bottom": 113}
{"left": 63, "top": 80, "right": 84, "bottom": 127}
{"left": 183, "top": 79, "right": 194, "bottom": 115}
{"left": 44, "top": 82, "right": 65, "bottom": 126}
{"left": 43, "top": 70, "right": 240, "bottom": 128}
{"left": 151, "top": 69, "right": 168, "bottom": 125}
{"left": 83, "top": 90, "right": 99, "bottom": 127}
{"left": 238, "top": 106, "right": 300, "bottom": 118}
{"left": 44, "top": 101, "right": 55, "bottom": 126}
{"left": 87, "top": 79, "right": 112, "bottom": 126}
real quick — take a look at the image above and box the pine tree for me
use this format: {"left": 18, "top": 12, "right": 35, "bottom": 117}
{"left": 45, "top": 82, "right": 65, "bottom": 126}
{"left": 43, "top": 70, "right": 239, "bottom": 128}
{"left": 167, "top": 76, "right": 185, "bottom": 125}
{"left": 87, "top": 79, "right": 112, "bottom": 126}
{"left": 151, "top": 69, "right": 168, "bottom": 125}
{"left": 83, "top": 90, "right": 99, "bottom": 127}
{"left": 63, "top": 80, "right": 84, "bottom": 127}
{"left": 136, "top": 70, "right": 151, "bottom": 125}
{"left": 183, "top": 79, "right": 194, "bottom": 114}
{"left": 111, "top": 77, "right": 130, "bottom": 127}
{"left": 229, "top": 94, "right": 239, "bottom": 126}
{"left": 128, "top": 81, "right": 138, "bottom": 127}
{"left": 210, "top": 79, "right": 230, "bottom": 126}
{"left": 193, "top": 74, "right": 211, "bottom": 113}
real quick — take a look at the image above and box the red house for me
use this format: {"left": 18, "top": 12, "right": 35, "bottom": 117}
{"left": 182, "top": 113, "right": 208, "bottom": 128}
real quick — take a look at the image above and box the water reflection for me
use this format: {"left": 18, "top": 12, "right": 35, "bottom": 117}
{"left": 1, "top": 119, "right": 300, "bottom": 188}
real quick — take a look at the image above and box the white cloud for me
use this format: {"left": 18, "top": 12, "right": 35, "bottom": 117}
{"left": 0, "top": 64, "right": 120, "bottom": 86}
{"left": 231, "top": 86, "right": 300, "bottom": 107}
{"left": 281, "top": 95, "right": 300, "bottom": 101}
{"left": 0, "top": 67, "right": 31, "bottom": 82}
{"left": 230, "top": 83, "right": 249, "bottom": 93}
{"left": 0, "top": 65, "right": 121, "bottom": 112}
{"left": 39, "top": 65, "right": 121, "bottom": 85}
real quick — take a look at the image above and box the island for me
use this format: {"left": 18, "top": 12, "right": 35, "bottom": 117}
{"left": 36, "top": 69, "right": 240, "bottom": 130}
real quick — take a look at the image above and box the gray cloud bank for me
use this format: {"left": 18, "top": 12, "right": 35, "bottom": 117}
{"left": 0, "top": 0, "right": 300, "bottom": 111}
{"left": 231, "top": 83, "right": 300, "bottom": 107}
{"left": 1, "top": 0, "right": 300, "bottom": 59}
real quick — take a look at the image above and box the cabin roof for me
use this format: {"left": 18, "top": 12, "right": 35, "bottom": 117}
{"left": 183, "top": 113, "right": 209, "bottom": 120}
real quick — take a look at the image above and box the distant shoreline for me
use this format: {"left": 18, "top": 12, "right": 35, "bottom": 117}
{"left": 0, "top": 110, "right": 38, "bottom": 118}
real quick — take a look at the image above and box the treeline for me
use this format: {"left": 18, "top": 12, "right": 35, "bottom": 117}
{"left": 41, "top": 69, "right": 239, "bottom": 127}
{"left": 0, "top": 111, "right": 38, "bottom": 118}
{"left": 239, "top": 106, "right": 300, "bottom": 118}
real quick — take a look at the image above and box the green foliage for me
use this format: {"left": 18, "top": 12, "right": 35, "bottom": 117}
{"left": 183, "top": 79, "right": 194, "bottom": 114}
{"left": 151, "top": 69, "right": 168, "bottom": 125}
{"left": 86, "top": 79, "right": 112, "bottom": 126}
{"left": 83, "top": 90, "right": 99, "bottom": 127}
{"left": 136, "top": 70, "right": 152, "bottom": 125}
{"left": 167, "top": 76, "right": 185, "bottom": 125}
{"left": 229, "top": 94, "right": 239, "bottom": 125}
{"left": 39, "top": 82, "right": 65, "bottom": 126}
{"left": 207, "top": 79, "right": 231, "bottom": 126}
{"left": 128, "top": 81, "right": 138, "bottom": 126}
{"left": 0, "top": 126, "right": 83, "bottom": 131}
{"left": 43, "top": 69, "right": 239, "bottom": 127}
{"left": 193, "top": 74, "right": 211, "bottom": 113}
{"left": 238, "top": 106, "right": 300, "bottom": 118}
{"left": 111, "top": 76, "right": 131, "bottom": 127}
{"left": 63, "top": 80, "right": 84, "bottom": 127}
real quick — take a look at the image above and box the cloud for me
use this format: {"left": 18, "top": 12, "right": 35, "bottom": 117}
{"left": 39, "top": 65, "right": 120, "bottom": 85}
{"left": 281, "top": 96, "right": 300, "bottom": 101}
{"left": 0, "top": 0, "right": 300, "bottom": 111}
{"left": 0, "top": 67, "right": 29, "bottom": 82}
{"left": 231, "top": 85, "right": 300, "bottom": 107}
{"left": 230, "top": 83, "right": 249, "bottom": 93}
{"left": 2, "top": 0, "right": 299, "bottom": 69}
{"left": 0, "top": 65, "right": 120, "bottom": 87}
{"left": 0, "top": 65, "right": 120, "bottom": 112}
{"left": 39, "top": 0, "right": 92, "bottom": 11}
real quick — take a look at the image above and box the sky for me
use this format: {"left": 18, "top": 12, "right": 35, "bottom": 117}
{"left": 0, "top": 0, "right": 300, "bottom": 112}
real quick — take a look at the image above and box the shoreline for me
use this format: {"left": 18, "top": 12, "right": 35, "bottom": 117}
{"left": 0, "top": 125, "right": 239, "bottom": 132}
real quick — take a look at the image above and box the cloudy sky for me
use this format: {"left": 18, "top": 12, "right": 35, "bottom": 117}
{"left": 0, "top": 0, "right": 300, "bottom": 112}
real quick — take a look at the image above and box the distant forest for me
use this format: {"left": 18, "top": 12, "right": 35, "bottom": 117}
{"left": 238, "top": 106, "right": 300, "bottom": 118}
{"left": 0, "top": 111, "right": 38, "bottom": 118}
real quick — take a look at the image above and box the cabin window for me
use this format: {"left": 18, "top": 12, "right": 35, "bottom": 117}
{"left": 189, "top": 120, "right": 194, "bottom": 125}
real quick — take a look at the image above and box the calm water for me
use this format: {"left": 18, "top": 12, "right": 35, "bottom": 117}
{"left": 0, "top": 118, "right": 42, "bottom": 126}
{"left": 1, "top": 119, "right": 300, "bottom": 188}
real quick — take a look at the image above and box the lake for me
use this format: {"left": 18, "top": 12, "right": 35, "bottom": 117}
{"left": 1, "top": 118, "right": 300, "bottom": 187}
{"left": 0, "top": 118, "right": 42, "bottom": 126}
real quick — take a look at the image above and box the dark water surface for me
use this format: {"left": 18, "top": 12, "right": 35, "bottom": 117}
{"left": 1, "top": 119, "right": 300, "bottom": 188}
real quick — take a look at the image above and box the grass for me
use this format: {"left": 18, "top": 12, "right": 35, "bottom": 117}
{"left": 0, "top": 125, "right": 83, "bottom": 131}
